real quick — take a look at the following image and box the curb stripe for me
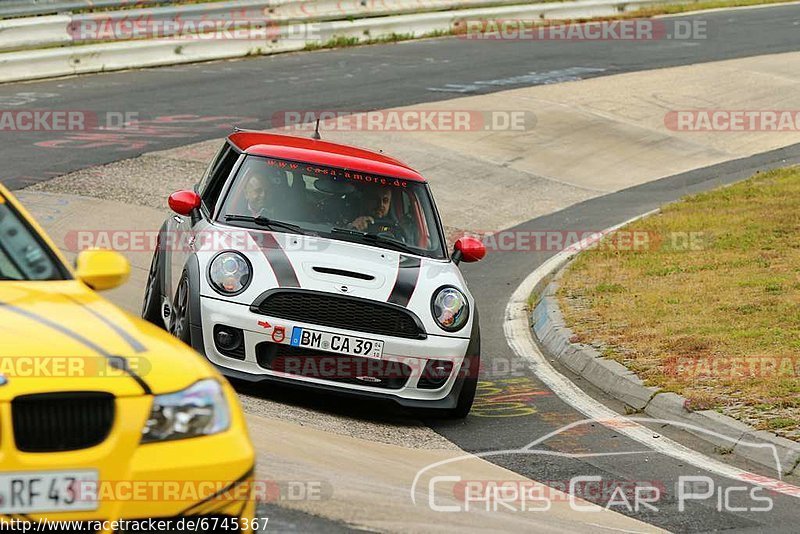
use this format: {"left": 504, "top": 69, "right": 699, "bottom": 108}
{"left": 388, "top": 255, "right": 421, "bottom": 307}
{"left": 503, "top": 211, "right": 800, "bottom": 499}
{"left": 250, "top": 232, "right": 300, "bottom": 288}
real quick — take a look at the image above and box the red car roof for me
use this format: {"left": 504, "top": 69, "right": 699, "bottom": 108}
{"left": 228, "top": 131, "right": 426, "bottom": 183}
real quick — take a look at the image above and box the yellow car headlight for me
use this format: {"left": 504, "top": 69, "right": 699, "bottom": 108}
{"left": 141, "top": 379, "right": 230, "bottom": 443}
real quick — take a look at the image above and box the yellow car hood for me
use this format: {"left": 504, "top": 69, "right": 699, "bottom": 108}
{"left": 0, "top": 280, "right": 216, "bottom": 400}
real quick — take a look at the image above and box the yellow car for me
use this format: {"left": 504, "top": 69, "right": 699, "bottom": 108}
{"left": 0, "top": 184, "right": 255, "bottom": 527}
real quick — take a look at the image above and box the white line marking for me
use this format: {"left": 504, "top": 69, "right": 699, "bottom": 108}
{"left": 503, "top": 211, "right": 800, "bottom": 498}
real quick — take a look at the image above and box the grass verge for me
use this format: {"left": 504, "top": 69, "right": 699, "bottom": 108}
{"left": 557, "top": 167, "right": 800, "bottom": 441}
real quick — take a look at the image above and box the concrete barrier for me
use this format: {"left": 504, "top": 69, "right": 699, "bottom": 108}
{"left": 0, "top": 0, "right": 688, "bottom": 83}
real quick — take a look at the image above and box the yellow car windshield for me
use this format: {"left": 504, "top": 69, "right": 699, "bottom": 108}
{"left": 0, "top": 200, "right": 66, "bottom": 281}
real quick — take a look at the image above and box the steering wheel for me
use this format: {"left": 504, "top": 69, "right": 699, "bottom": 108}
{"left": 368, "top": 217, "right": 406, "bottom": 242}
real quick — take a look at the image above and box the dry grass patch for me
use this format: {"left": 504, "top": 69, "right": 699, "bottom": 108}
{"left": 558, "top": 167, "right": 800, "bottom": 440}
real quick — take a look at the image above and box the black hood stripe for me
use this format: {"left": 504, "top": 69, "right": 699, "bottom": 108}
{"left": 0, "top": 302, "right": 152, "bottom": 395}
{"left": 388, "top": 255, "right": 421, "bottom": 307}
{"left": 65, "top": 295, "right": 147, "bottom": 354}
{"left": 250, "top": 232, "right": 300, "bottom": 288}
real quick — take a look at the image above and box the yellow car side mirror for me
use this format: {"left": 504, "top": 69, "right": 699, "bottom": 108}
{"left": 75, "top": 249, "right": 130, "bottom": 291}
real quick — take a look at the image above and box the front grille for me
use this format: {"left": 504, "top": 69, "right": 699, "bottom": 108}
{"left": 12, "top": 392, "right": 115, "bottom": 452}
{"left": 256, "top": 342, "right": 412, "bottom": 389}
{"left": 251, "top": 290, "right": 426, "bottom": 340}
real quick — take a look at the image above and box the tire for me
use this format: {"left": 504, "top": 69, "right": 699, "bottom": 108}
{"left": 428, "top": 310, "right": 481, "bottom": 419}
{"left": 445, "top": 352, "right": 480, "bottom": 419}
{"left": 169, "top": 271, "right": 192, "bottom": 345}
{"left": 141, "top": 243, "right": 164, "bottom": 327}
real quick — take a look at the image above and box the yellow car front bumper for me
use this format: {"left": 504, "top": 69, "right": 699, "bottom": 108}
{"left": 0, "top": 382, "right": 256, "bottom": 528}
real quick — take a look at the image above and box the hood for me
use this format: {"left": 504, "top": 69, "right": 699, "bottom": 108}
{"left": 0, "top": 281, "right": 216, "bottom": 401}
{"left": 197, "top": 228, "right": 472, "bottom": 336}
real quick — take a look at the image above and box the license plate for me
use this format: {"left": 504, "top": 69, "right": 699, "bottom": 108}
{"left": 0, "top": 470, "right": 98, "bottom": 513}
{"left": 290, "top": 327, "right": 383, "bottom": 359}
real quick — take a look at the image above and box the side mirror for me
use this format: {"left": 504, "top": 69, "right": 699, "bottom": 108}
{"left": 168, "top": 190, "right": 201, "bottom": 216}
{"left": 452, "top": 236, "right": 486, "bottom": 265}
{"left": 75, "top": 249, "right": 130, "bottom": 291}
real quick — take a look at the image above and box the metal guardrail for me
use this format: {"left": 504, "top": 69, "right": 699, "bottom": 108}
{"left": 0, "top": 1, "right": 187, "bottom": 19}
{"left": 0, "top": 0, "right": 531, "bottom": 51}
{"left": 0, "top": 0, "right": 531, "bottom": 21}
{"left": 0, "top": 0, "right": 695, "bottom": 83}
{"left": 0, "top": 0, "right": 181, "bottom": 20}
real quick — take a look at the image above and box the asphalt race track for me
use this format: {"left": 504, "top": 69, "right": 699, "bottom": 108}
{"left": 2, "top": 5, "right": 800, "bottom": 189}
{"left": 438, "top": 143, "right": 800, "bottom": 533}
{"left": 2, "top": 4, "right": 800, "bottom": 532}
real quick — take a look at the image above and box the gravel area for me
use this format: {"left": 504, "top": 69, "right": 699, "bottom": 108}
{"left": 27, "top": 154, "right": 205, "bottom": 210}
{"left": 237, "top": 388, "right": 458, "bottom": 450}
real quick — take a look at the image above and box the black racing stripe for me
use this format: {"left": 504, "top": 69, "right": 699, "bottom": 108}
{"left": 250, "top": 232, "right": 300, "bottom": 288}
{"left": 388, "top": 255, "right": 421, "bottom": 307}
{"left": 0, "top": 302, "right": 152, "bottom": 395}
{"left": 178, "top": 465, "right": 255, "bottom": 516}
{"left": 65, "top": 295, "right": 147, "bottom": 353}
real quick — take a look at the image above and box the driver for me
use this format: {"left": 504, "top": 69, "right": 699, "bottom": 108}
{"left": 348, "top": 186, "right": 406, "bottom": 241}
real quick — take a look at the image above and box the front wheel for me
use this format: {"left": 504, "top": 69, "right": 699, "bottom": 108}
{"left": 168, "top": 272, "right": 192, "bottom": 345}
{"left": 141, "top": 245, "right": 164, "bottom": 327}
{"left": 444, "top": 353, "right": 480, "bottom": 419}
{"left": 427, "top": 313, "right": 481, "bottom": 419}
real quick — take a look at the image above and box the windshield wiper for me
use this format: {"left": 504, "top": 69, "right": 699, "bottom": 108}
{"left": 331, "top": 227, "right": 417, "bottom": 255}
{"left": 225, "top": 214, "right": 307, "bottom": 235}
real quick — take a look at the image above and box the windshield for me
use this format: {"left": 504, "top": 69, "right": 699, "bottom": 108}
{"left": 217, "top": 155, "right": 447, "bottom": 259}
{"left": 0, "top": 197, "right": 66, "bottom": 281}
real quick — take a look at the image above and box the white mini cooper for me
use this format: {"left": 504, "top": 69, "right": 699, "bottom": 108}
{"left": 142, "top": 130, "right": 485, "bottom": 417}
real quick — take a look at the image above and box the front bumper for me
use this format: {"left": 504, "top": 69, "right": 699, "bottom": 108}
{"left": 0, "top": 382, "right": 255, "bottom": 524}
{"left": 197, "top": 296, "right": 472, "bottom": 407}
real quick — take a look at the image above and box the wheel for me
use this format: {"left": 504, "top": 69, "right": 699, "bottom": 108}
{"left": 445, "top": 353, "right": 480, "bottom": 419}
{"left": 141, "top": 244, "right": 164, "bottom": 327}
{"left": 168, "top": 272, "right": 191, "bottom": 344}
{"left": 426, "top": 312, "right": 480, "bottom": 419}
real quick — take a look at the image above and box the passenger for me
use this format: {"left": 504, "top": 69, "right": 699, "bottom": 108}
{"left": 241, "top": 167, "right": 297, "bottom": 220}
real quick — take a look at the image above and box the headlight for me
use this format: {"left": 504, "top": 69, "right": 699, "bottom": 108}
{"left": 431, "top": 286, "right": 469, "bottom": 332}
{"left": 141, "top": 379, "right": 230, "bottom": 443}
{"left": 208, "top": 251, "right": 251, "bottom": 295}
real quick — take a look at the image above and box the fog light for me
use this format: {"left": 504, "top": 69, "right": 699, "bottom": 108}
{"left": 418, "top": 359, "right": 454, "bottom": 389}
{"left": 213, "top": 325, "right": 244, "bottom": 360}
